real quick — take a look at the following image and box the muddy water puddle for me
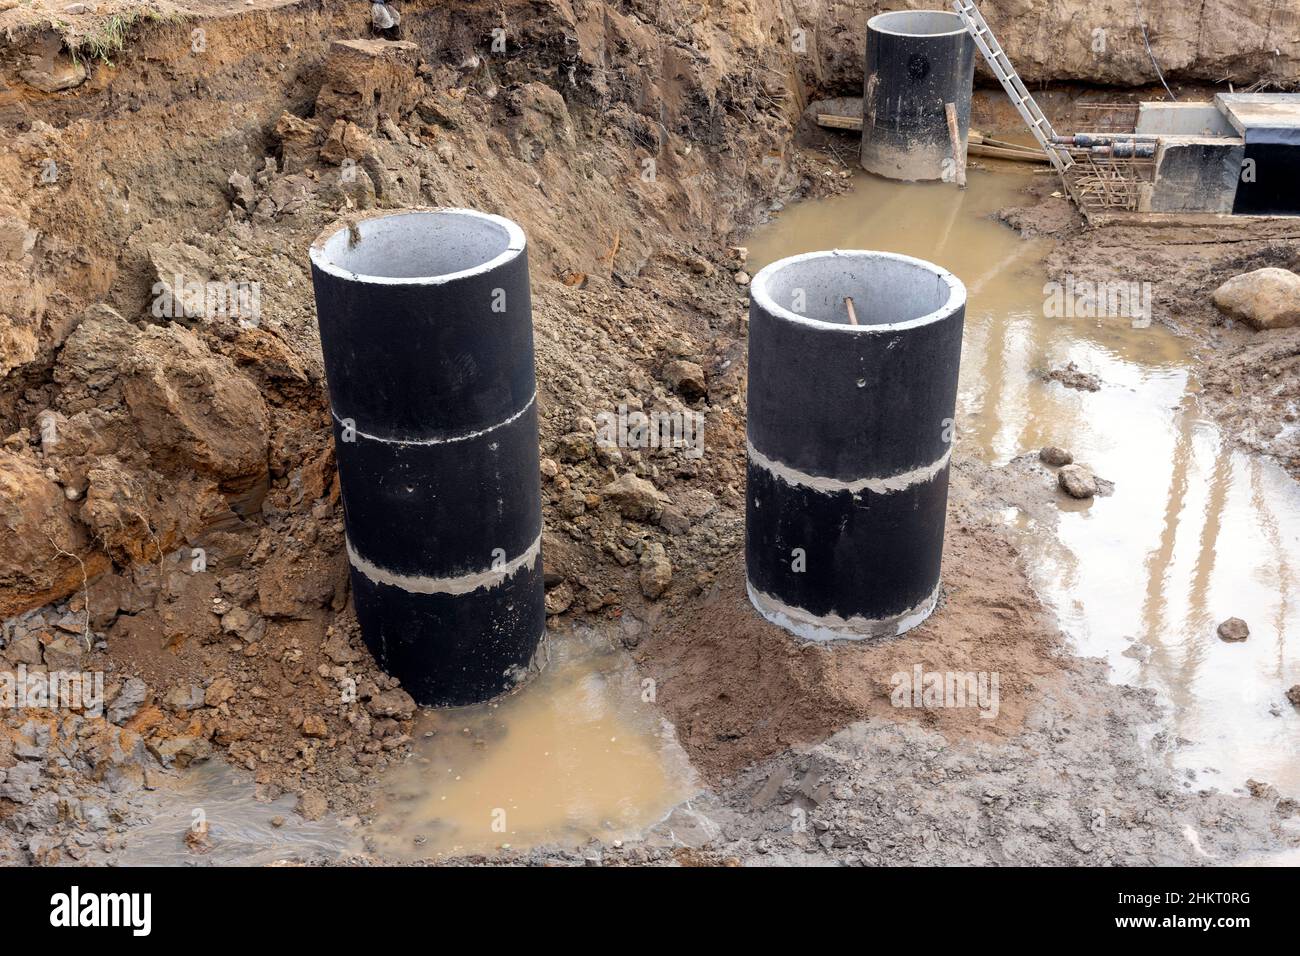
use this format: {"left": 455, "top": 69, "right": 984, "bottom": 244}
{"left": 748, "top": 168, "right": 1300, "bottom": 793}
{"left": 363, "top": 625, "right": 696, "bottom": 860}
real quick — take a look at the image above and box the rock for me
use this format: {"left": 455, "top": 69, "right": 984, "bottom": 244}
{"left": 163, "top": 683, "right": 205, "bottom": 713}
{"left": 205, "top": 676, "right": 236, "bottom": 707}
{"left": 657, "top": 504, "right": 691, "bottom": 536}
{"left": 220, "top": 605, "right": 258, "bottom": 637}
{"left": 1039, "top": 445, "right": 1073, "bottom": 467}
{"left": 313, "top": 39, "right": 421, "bottom": 132}
{"left": 272, "top": 111, "right": 324, "bottom": 174}
{"left": 319, "top": 119, "right": 375, "bottom": 165}
{"left": 0, "top": 450, "right": 106, "bottom": 619}
{"left": 367, "top": 688, "right": 416, "bottom": 720}
{"left": 734, "top": 271, "right": 751, "bottom": 285}
{"left": 322, "top": 629, "right": 364, "bottom": 664}
{"left": 146, "top": 241, "right": 218, "bottom": 319}
{"left": 149, "top": 735, "right": 212, "bottom": 769}
{"left": 0, "top": 762, "right": 41, "bottom": 804}
{"left": 1212, "top": 267, "right": 1300, "bottom": 330}
{"left": 1058, "top": 464, "right": 1099, "bottom": 499}
{"left": 1286, "top": 685, "right": 1300, "bottom": 708}
{"left": 1216, "top": 617, "right": 1249, "bottom": 642}
{"left": 41, "top": 633, "right": 84, "bottom": 670}
{"left": 539, "top": 457, "right": 558, "bottom": 480}
{"left": 6, "top": 630, "right": 43, "bottom": 665}
{"left": 602, "top": 472, "right": 669, "bottom": 521}
{"left": 556, "top": 431, "right": 594, "bottom": 462}
{"left": 663, "top": 359, "right": 707, "bottom": 401}
{"left": 108, "top": 677, "right": 148, "bottom": 724}
{"left": 506, "top": 82, "right": 575, "bottom": 161}
{"left": 301, "top": 714, "right": 329, "bottom": 738}
{"left": 639, "top": 543, "right": 672, "bottom": 599}
{"left": 545, "top": 581, "right": 575, "bottom": 615}
{"left": 297, "top": 788, "right": 328, "bottom": 821}
{"left": 0, "top": 209, "right": 37, "bottom": 262}
{"left": 18, "top": 42, "right": 87, "bottom": 93}
{"left": 227, "top": 171, "right": 257, "bottom": 208}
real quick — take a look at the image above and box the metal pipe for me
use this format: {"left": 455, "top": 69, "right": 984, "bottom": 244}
{"left": 309, "top": 208, "right": 546, "bottom": 706}
{"left": 860, "top": 10, "right": 977, "bottom": 182}
{"left": 745, "top": 250, "right": 966, "bottom": 641}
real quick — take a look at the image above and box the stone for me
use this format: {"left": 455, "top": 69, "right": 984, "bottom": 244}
{"left": 18, "top": 47, "right": 87, "bottom": 93}
{"left": 556, "top": 431, "right": 594, "bottom": 462}
{"left": 734, "top": 271, "right": 751, "bottom": 285}
{"left": 313, "top": 39, "right": 421, "bottom": 132}
{"left": 227, "top": 171, "right": 257, "bottom": 208}
{"left": 322, "top": 629, "right": 363, "bottom": 664}
{"left": 301, "top": 714, "right": 328, "bottom": 738}
{"left": 297, "top": 788, "right": 328, "bottom": 821}
{"left": 0, "top": 210, "right": 36, "bottom": 262}
{"left": 1212, "top": 267, "right": 1300, "bottom": 331}
{"left": 148, "top": 735, "right": 212, "bottom": 769}
{"left": 6, "top": 630, "right": 43, "bottom": 665}
{"left": 163, "top": 682, "right": 205, "bottom": 713}
{"left": 1058, "top": 464, "right": 1099, "bottom": 499}
{"left": 1046, "top": 362, "right": 1101, "bottom": 392}
{"left": 662, "top": 360, "right": 707, "bottom": 401}
{"left": 205, "top": 676, "right": 236, "bottom": 707}
{"left": 1216, "top": 617, "right": 1249, "bottom": 642}
{"left": 41, "top": 633, "right": 84, "bottom": 670}
{"left": 545, "top": 581, "right": 575, "bottom": 616}
{"left": 220, "top": 605, "right": 258, "bottom": 637}
{"left": 367, "top": 688, "right": 416, "bottom": 720}
{"left": 108, "top": 677, "right": 148, "bottom": 724}
{"left": 0, "top": 762, "right": 41, "bottom": 804}
{"left": 1039, "top": 445, "right": 1073, "bottom": 467}
{"left": 657, "top": 505, "right": 691, "bottom": 536}
{"left": 602, "top": 472, "right": 669, "bottom": 522}
{"left": 639, "top": 543, "right": 672, "bottom": 599}
{"left": 1286, "top": 685, "right": 1300, "bottom": 709}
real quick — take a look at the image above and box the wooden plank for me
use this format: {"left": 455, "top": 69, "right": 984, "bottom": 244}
{"left": 968, "top": 143, "right": 1050, "bottom": 163}
{"left": 816, "top": 112, "right": 862, "bottom": 131}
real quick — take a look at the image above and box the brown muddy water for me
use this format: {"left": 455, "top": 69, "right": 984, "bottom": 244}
{"left": 748, "top": 167, "right": 1300, "bottom": 794}
{"left": 363, "top": 624, "right": 696, "bottom": 859}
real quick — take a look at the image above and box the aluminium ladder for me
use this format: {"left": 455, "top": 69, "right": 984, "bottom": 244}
{"left": 952, "top": 0, "right": 1074, "bottom": 172}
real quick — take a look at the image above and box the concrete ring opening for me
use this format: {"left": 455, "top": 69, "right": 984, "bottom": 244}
{"left": 866, "top": 10, "right": 968, "bottom": 37}
{"left": 750, "top": 249, "right": 965, "bottom": 330}
{"left": 310, "top": 208, "right": 526, "bottom": 284}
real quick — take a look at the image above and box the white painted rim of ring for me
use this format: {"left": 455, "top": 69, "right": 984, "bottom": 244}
{"left": 749, "top": 249, "right": 966, "bottom": 334}
{"left": 309, "top": 207, "right": 527, "bottom": 287}
{"left": 866, "top": 10, "right": 969, "bottom": 38}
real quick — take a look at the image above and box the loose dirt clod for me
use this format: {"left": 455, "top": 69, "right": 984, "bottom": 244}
{"left": 1217, "top": 617, "right": 1250, "bottom": 642}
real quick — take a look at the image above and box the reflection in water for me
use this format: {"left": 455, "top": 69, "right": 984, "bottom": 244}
{"left": 747, "top": 169, "right": 1300, "bottom": 792}
{"left": 365, "top": 626, "right": 696, "bottom": 860}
